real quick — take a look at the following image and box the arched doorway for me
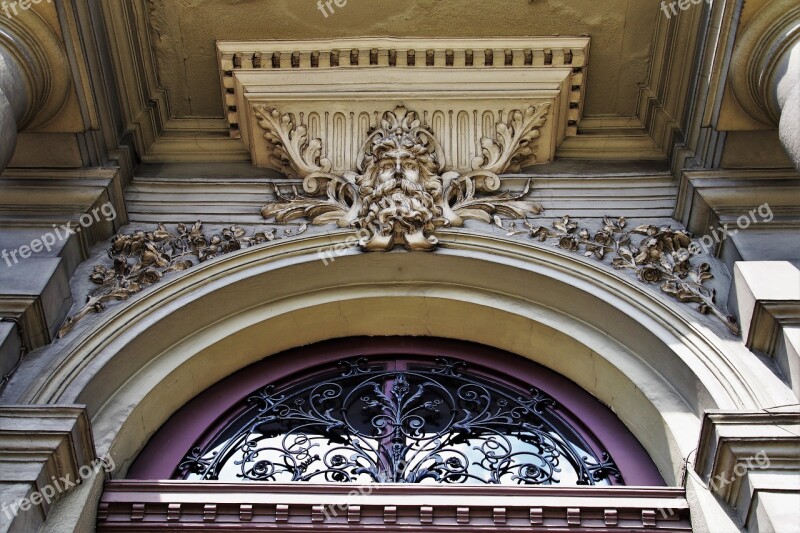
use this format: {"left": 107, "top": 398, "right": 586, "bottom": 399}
{"left": 11, "top": 233, "right": 777, "bottom": 531}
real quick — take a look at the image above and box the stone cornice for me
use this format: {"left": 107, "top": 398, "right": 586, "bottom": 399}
{"left": 123, "top": 162, "right": 678, "bottom": 225}
{"left": 98, "top": 481, "right": 691, "bottom": 531}
{"left": 101, "top": 4, "right": 703, "bottom": 165}
{"left": 675, "top": 168, "right": 800, "bottom": 233}
{"left": 217, "top": 37, "right": 589, "bottom": 141}
{"left": 694, "top": 409, "right": 800, "bottom": 526}
{"left": 744, "top": 300, "right": 800, "bottom": 355}
{"left": 0, "top": 405, "right": 95, "bottom": 479}
{"left": 0, "top": 405, "right": 96, "bottom": 531}
{"left": 0, "top": 168, "right": 126, "bottom": 353}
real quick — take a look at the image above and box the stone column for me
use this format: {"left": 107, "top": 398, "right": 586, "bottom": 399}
{"left": 777, "top": 43, "right": 800, "bottom": 170}
{"left": 0, "top": 9, "right": 71, "bottom": 173}
{"left": 0, "top": 43, "right": 28, "bottom": 172}
{"left": 730, "top": 0, "right": 800, "bottom": 169}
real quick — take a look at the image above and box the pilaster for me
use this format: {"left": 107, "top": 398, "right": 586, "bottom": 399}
{"left": 729, "top": 262, "right": 800, "bottom": 399}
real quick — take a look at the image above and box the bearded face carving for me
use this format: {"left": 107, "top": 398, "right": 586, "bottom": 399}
{"left": 260, "top": 104, "right": 547, "bottom": 252}
{"left": 354, "top": 117, "right": 449, "bottom": 251}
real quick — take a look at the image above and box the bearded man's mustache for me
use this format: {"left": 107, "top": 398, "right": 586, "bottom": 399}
{"left": 375, "top": 177, "right": 425, "bottom": 196}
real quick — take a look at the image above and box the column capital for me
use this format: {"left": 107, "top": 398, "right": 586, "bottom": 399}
{"left": 0, "top": 7, "right": 71, "bottom": 173}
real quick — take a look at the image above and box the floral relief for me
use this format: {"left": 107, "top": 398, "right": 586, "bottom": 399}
{"left": 507, "top": 215, "right": 740, "bottom": 334}
{"left": 57, "top": 103, "right": 738, "bottom": 338}
{"left": 57, "top": 222, "right": 306, "bottom": 338}
{"left": 58, "top": 213, "right": 739, "bottom": 339}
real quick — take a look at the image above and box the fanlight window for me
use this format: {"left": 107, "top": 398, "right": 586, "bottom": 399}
{"left": 176, "top": 357, "right": 622, "bottom": 486}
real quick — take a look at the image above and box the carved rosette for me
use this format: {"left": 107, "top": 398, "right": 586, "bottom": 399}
{"left": 259, "top": 105, "right": 546, "bottom": 251}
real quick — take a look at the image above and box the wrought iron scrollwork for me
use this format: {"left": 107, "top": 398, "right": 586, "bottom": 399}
{"left": 177, "top": 357, "right": 622, "bottom": 485}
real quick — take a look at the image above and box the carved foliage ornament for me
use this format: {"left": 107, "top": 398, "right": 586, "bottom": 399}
{"left": 505, "top": 216, "right": 740, "bottom": 334}
{"left": 57, "top": 217, "right": 739, "bottom": 338}
{"left": 259, "top": 105, "right": 546, "bottom": 251}
{"left": 57, "top": 222, "right": 308, "bottom": 338}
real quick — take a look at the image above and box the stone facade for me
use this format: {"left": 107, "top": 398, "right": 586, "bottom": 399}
{"left": 0, "top": 1, "right": 798, "bottom": 532}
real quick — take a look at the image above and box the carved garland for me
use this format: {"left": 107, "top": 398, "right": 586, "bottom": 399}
{"left": 58, "top": 216, "right": 738, "bottom": 338}
{"left": 258, "top": 104, "right": 547, "bottom": 251}
{"left": 57, "top": 222, "right": 307, "bottom": 338}
{"left": 504, "top": 216, "right": 740, "bottom": 334}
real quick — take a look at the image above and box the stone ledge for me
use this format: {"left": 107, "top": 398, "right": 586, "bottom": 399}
{"left": 0, "top": 258, "right": 71, "bottom": 351}
{"left": 0, "top": 321, "right": 21, "bottom": 387}
{"left": 729, "top": 261, "right": 800, "bottom": 397}
{"left": 730, "top": 261, "right": 800, "bottom": 354}
{"left": 674, "top": 169, "right": 800, "bottom": 267}
{"left": 98, "top": 482, "right": 691, "bottom": 530}
{"left": 694, "top": 410, "right": 800, "bottom": 528}
{"left": 0, "top": 167, "right": 127, "bottom": 234}
{"left": 0, "top": 405, "right": 96, "bottom": 532}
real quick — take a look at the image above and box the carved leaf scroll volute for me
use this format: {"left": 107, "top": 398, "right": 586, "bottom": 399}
{"left": 472, "top": 103, "right": 551, "bottom": 176}
{"left": 254, "top": 105, "right": 338, "bottom": 193}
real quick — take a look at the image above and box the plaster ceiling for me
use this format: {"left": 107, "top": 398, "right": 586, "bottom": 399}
{"left": 145, "top": 0, "right": 660, "bottom": 119}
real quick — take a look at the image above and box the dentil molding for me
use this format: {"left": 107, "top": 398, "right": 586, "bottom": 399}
{"left": 98, "top": 481, "right": 691, "bottom": 531}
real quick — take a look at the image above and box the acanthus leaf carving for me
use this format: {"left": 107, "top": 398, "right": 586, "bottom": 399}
{"left": 471, "top": 103, "right": 551, "bottom": 176}
{"left": 259, "top": 105, "right": 545, "bottom": 252}
{"left": 254, "top": 105, "right": 338, "bottom": 193}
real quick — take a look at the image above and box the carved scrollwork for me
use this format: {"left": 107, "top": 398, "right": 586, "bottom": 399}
{"left": 259, "top": 105, "right": 545, "bottom": 252}
{"left": 254, "top": 105, "right": 338, "bottom": 193}
{"left": 178, "top": 357, "right": 621, "bottom": 485}
{"left": 471, "top": 103, "right": 551, "bottom": 177}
